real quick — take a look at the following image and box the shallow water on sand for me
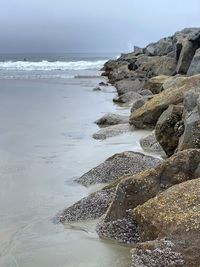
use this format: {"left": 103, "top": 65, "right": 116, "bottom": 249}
{"left": 0, "top": 77, "right": 151, "bottom": 267}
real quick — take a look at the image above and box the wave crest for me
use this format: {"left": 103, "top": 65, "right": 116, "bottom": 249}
{"left": 0, "top": 60, "right": 106, "bottom": 71}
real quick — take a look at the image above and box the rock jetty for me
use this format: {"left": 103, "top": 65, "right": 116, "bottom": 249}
{"left": 60, "top": 28, "right": 200, "bottom": 267}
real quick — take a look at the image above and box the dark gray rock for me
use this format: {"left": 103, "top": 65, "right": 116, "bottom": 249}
{"left": 139, "top": 131, "right": 165, "bottom": 154}
{"left": 144, "top": 38, "right": 174, "bottom": 57}
{"left": 93, "top": 86, "right": 102, "bottom": 91}
{"left": 130, "top": 97, "right": 152, "bottom": 113}
{"left": 178, "top": 89, "right": 200, "bottom": 151}
{"left": 187, "top": 48, "right": 200, "bottom": 75}
{"left": 174, "top": 28, "right": 200, "bottom": 59}
{"left": 92, "top": 124, "right": 134, "bottom": 140}
{"left": 114, "top": 79, "right": 144, "bottom": 96}
{"left": 155, "top": 104, "right": 183, "bottom": 156}
{"left": 95, "top": 113, "right": 129, "bottom": 126}
{"left": 176, "top": 29, "right": 200, "bottom": 74}
{"left": 176, "top": 40, "right": 199, "bottom": 74}
{"left": 133, "top": 46, "right": 144, "bottom": 56}
{"left": 118, "top": 52, "right": 137, "bottom": 62}
{"left": 139, "top": 89, "right": 153, "bottom": 96}
{"left": 99, "top": 81, "right": 109, "bottom": 86}
{"left": 58, "top": 188, "right": 115, "bottom": 223}
{"left": 75, "top": 151, "right": 161, "bottom": 187}
{"left": 113, "top": 91, "right": 142, "bottom": 104}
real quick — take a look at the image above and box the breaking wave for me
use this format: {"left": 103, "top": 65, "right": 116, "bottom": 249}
{"left": 0, "top": 60, "right": 106, "bottom": 71}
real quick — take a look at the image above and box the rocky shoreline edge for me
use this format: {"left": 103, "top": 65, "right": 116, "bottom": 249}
{"left": 58, "top": 28, "right": 200, "bottom": 267}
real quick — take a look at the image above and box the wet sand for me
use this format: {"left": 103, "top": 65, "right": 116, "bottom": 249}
{"left": 0, "top": 77, "right": 150, "bottom": 267}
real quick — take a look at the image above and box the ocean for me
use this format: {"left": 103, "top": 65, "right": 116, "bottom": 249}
{"left": 0, "top": 53, "right": 116, "bottom": 79}
{"left": 0, "top": 53, "right": 149, "bottom": 267}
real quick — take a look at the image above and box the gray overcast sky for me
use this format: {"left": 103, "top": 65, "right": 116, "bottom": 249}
{"left": 0, "top": 0, "right": 200, "bottom": 53}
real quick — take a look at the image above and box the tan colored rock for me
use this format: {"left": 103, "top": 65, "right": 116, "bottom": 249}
{"left": 104, "top": 170, "right": 159, "bottom": 222}
{"left": 143, "top": 75, "right": 171, "bottom": 94}
{"left": 133, "top": 178, "right": 200, "bottom": 266}
{"left": 162, "top": 75, "right": 186, "bottom": 90}
{"left": 130, "top": 75, "right": 200, "bottom": 128}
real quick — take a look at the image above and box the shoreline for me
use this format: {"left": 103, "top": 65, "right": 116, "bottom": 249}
{"left": 0, "top": 75, "right": 137, "bottom": 267}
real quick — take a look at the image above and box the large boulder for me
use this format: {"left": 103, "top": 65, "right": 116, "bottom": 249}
{"left": 143, "top": 75, "right": 171, "bottom": 94}
{"left": 92, "top": 124, "right": 134, "bottom": 140}
{"left": 101, "top": 170, "right": 159, "bottom": 222}
{"left": 162, "top": 75, "right": 186, "bottom": 90}
{"left": 107, "top": 65, "right": 136, "bottom": 83}
{"left": 178, "top": 89, "right": 200, "bottom": 151}
{"left": 139, "top": 131, "right": 165, "bottom": 154}
{"left": 176, "top": 29, "right": 200, "bottom": 74}
{"left": 130, "top": 75, "right": 200, "bottom": 128}
{"left": 95, "top": 113, "right": 129, "bottom": 126}
{"left": 118, "top": 52, "right": 138, "bottom": 62}
{"left": 130, "top": 96, "right": 152, "bottom": 113}
{"left": 144, "top": 37, "right": 174, "bottom": 57}
{"left": 114, "top": 79, "right": 144, "bottom": 95}
{"left": 75, "top": 151, "right": 161, "bottom": 187}
{"left": 139, "top": 89, "right": 153, "bottom": 96}
{"left": 113, "top": 91, "right": 142, "bottom": 104}
{"left": 98, "top": 149, "right": 200, "bottom": 243}
{"left": 133, "top": 178, "right": 200, "bottom": 266}
{"left": 187, "top": 48, "right": 200, "bottom": 75}
{"left": 134, "top": 55, "right": 176, "bottom": 77}
{"left": 174, "top": 28, "right": 200, "bottom": 58}
{"left": 155, "top": 104, "right": 183, "bottom": 156}
{"left": 102, "top": 59, "right": 128, "bottom": 76}
{"left": 133, "top": 46, "right": 144, "bottom": 56}
{"left": 58, "top": 188, "right": 115, "bottom": 223}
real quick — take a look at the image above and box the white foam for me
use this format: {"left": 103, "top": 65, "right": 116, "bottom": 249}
{"left": 0, "top": 60, "right": 106, "bottom": 71}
